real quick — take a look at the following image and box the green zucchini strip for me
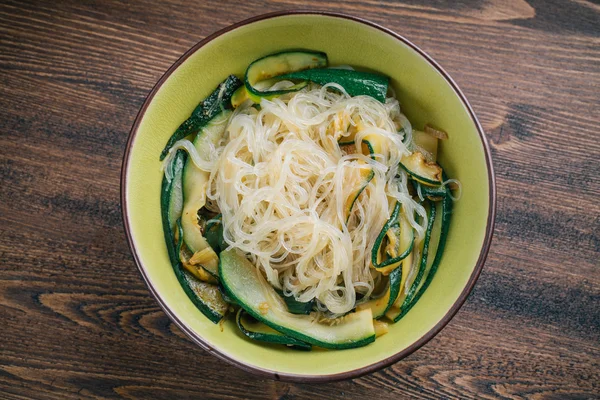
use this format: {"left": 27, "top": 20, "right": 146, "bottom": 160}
{"left": 371, "top": 201, "right": 400, "bottom": 268}
{"left": 413, "top": 180, "right": 446, "bottom": 200}
{"left": 276, "top": 290, "right": 314, "bottom": 315}
{"left": 384, "top": 200, "right": 436, "bottom": 321}
{"left": 278, "top": 68, "right": 389, "bottom": 103}
{"left": 393, "top": 187, "right": 452, "bottom": 322}
{"left": 161, "top": 150, "right": 187, "bottom": 265}
{"left": 230, "top": 85, "right": 251, "bottom": 108}
{"left": 401, "top": 201, "right": 436, "bottom": 309}
{"left": 174, "top": 219, "right": 228, "bottom": 324}
{"left": 204, "top": 214, "right": 226, "bottom": 254}
{"left": 236, "top": 309, "right": 311, "bottom": 350}
{"left": 371, "top": 202, "right": 414, "bottom": 270}
{"left": 180, "top": 110, "right": 231, "bottom": 254}
{"left": 220, "top": 249, "right": 376, "bottom": 349}
{"left": 399, "top": 152, "right": 443, "bottom": 187}
{"left": 159, "top": 75, "right": 242, "bottom": 160}
{"left": 245, "top": 50, "right": 328, "bottom": 101}
{"left": 357, "top": 263, "right": 402, "bottom": 319}
{"left": 344, "top": 163, "right": 375, "bottom": 224}
{"left": 160, "top": 151, "right": 227, "bottom": 324}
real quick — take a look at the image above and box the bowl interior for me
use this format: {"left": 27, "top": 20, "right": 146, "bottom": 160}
{"left": 124, "top": 13, "right": 492, "bottom": 379}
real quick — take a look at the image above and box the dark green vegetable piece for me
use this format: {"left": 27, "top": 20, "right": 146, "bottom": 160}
{"left": 236, "top": 309, "right": 311, "bottom": 350}
{"left": 398, "top": 200, "right": 436, "bottom": 313}
{"left": 218, "top": 283, "right": 237, "bottom": 305}
{"left": 160, "top": 150, "right": 187, "bottom": 265}
{"left": 278, "top": 68, "right": 389, "bottom": 103}
{"left": 244, "top": 50, "right": 327, "bottom": 100}
{"left": 160, "top": 152, "right": 227, "bottom": 324}
{"left": 276, "top": 290, "right": 314, "bottom": 315}
{"left": 371, "top": 202, "right": 413, "bottom": 269}
{"left": 412, "top": 180, "right": 446, "bottom": 201}
{"left": 394, "top": 184, "right": 452, "bottom": 322}
{"left": 205, "top": 214, "right": 227, "bottom": 253}
{"left": 173, "top": 219, "right": 228, "bottom": 324}
{"left": 159, "top": 75, "right": 243, "bottom": 160}
{"left": 382, "top": 255, "right": 403, "bottom": 317}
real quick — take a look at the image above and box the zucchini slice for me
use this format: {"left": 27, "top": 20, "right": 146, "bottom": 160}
{"left": 184, "top": 246, "right": 220, "bottom": 281}
{"left": 160, "top": 150, "right": 187, "bottom": 265}
{"left": 245, "top": 50, "right": 328, "bottom": 101}
{"left": 181, "top": 110, "right": 231, "bottom": 254}
{"left": 371, "top": 202, "right": 414, "bottom": 272}
{"left": 344, "top": 161, "right": 374, "bottom": 223}
{"left": 278, "top": 68, "right": 389, "bottom": 103}
{"left": 174, "top": 220, "right": 228, "bottom": 323}
{"left": 383, "top": 249, "right": 416, "bottom": 321}
{"left": 361, "top": 133, "right": 386, "bottom": 160}
{"left": 231, "top": 86, "right": 252, "bottom": 108}
{"left": 356, "top": 263, "right": 401, "bottom": 319}
{"left": 344, "top": 130, "right": 386, "bottom": 223}
{"left": 377, "top": 211, "right": 414, "bottom": 275}
{"left": 160, "top": 75, "right": 241, "bottom": 160}
{"left": 336, "top": 116, "right": 362, "bottom": 146}
{"left": 391, "top": 187, "right": 452, "bottom": 322}
{"left": 204, "top": 214, "right": 227, "bottom": 254}
{"left": 388, "top": 200, "right": 437, "bottom": 321}
{"left": 276, "top": 290, "right": 314, "bottom": 315}
{"left": 161, "top": 154, "right": 227, "bottom": 323}
{"left": 236, "top": 309, "right": 311, "bottom": 350}
{"left": 182, "top": 262, "right": 217, "bottom": 284}
{"left": 413, "top": 180, "right": 446, "bottom": 201}
{"left": 181, "top": 268, "right": 228, "bottom": 324}
{"left": 400, "top": 151, "right": 443, "bottom": 187}
{"left": 373, "top": 320, "right": 389, "bottom": 337}
{"left": 220, "top": 249, "right": 376, "bottom": 349}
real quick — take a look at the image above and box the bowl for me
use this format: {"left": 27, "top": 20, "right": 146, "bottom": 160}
{"left": 121, "top": 11, "right": 496, "bottom": 382}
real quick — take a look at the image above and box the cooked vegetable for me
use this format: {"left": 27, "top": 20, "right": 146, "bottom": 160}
{"left": 276, "top": 290, "right": 315, "bottom": 315}
{"left": 371, "top": 202, "right": 414, "bottom": 272}
{"left": 361, "top": 132, "right": 387, "bottom": 159}
{"left": 385, "top": 201, "right": 435, "bottom": 321}
{"left": 392, "top": 200, "right": 437, "bottom": 320}
{"left": 356, "top": 263, "right": 402, "bottom": 318}
{"left": 344, "top": 161, "right": 374, "bottom": 223}
{"left": 231, "top": 86, "right": 251, "bottom": 108}
{"left": 160, "top": 75, "right": 241, "bottom": 160}
{"left": 244, "top": 50, "right": 327, "bottom": 101}
{"left": 236, "top": 309, "right": 311, "bottom": 350}
{"left": 278, "top": 68, "right": 389, "bottom": 103}
{"left": 378, "top": 210, "right": 414, "bottom": 276}
{"left": 181, "top": 111, "right": 231, "bottom": 253}
{"left": 391, "top": 185, "right": 453, "bottom": 322}
{"left": 180, "top": 267, "right": 228, "bottom": 323}
{"left": 183, "top": 246, "right": 219, "bottom": 282}
{"left": 400, "top": 151, "right": 443, "bottom": 186}
{"left": 160, "top": 150, "right": 187, "bottom": 265}
{"left": 220, "top": 249, "right": 376, "bottom": 349}
{"left": 204, "top": 215, "right": 226, "bottom": 254}
{"left": 174, "top": 219, "right": 228, "bottom": 323}
{"left": 373, "top": 320, "right": 389, "bottom": 337}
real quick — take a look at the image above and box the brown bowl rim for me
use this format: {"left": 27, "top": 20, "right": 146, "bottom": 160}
{"left": 120, "top": 10, "right": 496, "bottom": 383}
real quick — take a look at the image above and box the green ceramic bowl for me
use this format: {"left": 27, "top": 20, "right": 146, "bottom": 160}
{"left": 122, "top": 11, "right": 495, "bottom": 382}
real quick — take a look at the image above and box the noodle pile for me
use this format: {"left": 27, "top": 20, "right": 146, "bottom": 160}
{"left": 175, "top": 83, "right": 428, "bottom": 315}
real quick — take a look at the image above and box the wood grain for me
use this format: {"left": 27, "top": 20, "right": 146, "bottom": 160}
{"left": 1, "top": 0, "right": 598, "bottom": 398}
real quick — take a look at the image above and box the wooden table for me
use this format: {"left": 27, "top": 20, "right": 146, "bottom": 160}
{"left": 2, "top": 0, "right": 598, "bottom": 398}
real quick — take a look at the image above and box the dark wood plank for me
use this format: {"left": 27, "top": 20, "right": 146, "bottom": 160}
{"left": 1, "top": 0, "right": 598, "bottom": 398}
